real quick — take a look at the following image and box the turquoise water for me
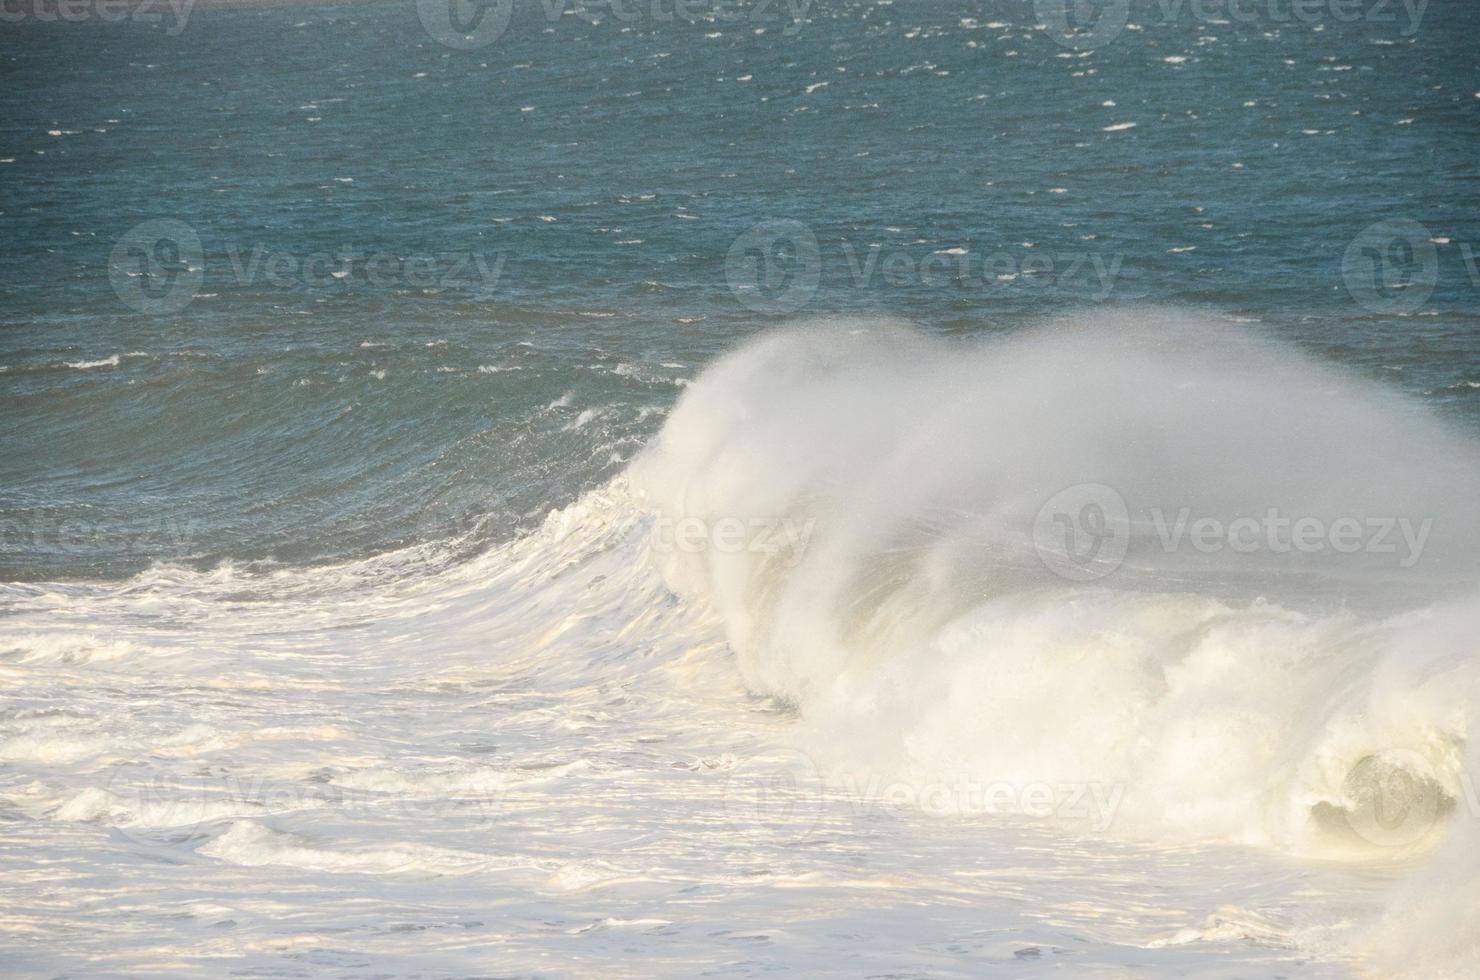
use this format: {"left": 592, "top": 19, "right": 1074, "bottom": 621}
{"left": 2, "top": 0, "right": 1477, "bottom": 578}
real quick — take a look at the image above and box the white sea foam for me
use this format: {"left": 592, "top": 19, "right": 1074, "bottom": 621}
{"left": 199, "top": 820, "right": 506, "bottom": 876}
{"left": 62, "top": 352, "right": 146, "bottom": 370}
{"left": 631, "top": 311, "right": 1480, "bottom": 975}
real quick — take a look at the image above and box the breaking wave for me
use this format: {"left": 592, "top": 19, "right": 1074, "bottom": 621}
{"left": 630, "top": 310, "right": 1480, "bottom": 976}
{"left": 7, "top": 309, "right": 1478, "bottom": 975}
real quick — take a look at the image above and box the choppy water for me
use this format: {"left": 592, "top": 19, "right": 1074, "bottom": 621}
{"left": 2, "top": 1, "right": 1478, "bottom": 976}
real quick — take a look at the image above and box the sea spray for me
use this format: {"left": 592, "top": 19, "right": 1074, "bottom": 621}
{"left": 633, "top": 310, "right": 1480, "bottom": 973}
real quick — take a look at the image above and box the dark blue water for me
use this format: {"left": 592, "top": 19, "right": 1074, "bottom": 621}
{"left": 3, "top": 0, "right": 1477, "bottom": 579}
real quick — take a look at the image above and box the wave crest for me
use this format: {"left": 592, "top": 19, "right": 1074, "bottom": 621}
{"left": 631, "top": 311, "right": 1480, "bottom": 972}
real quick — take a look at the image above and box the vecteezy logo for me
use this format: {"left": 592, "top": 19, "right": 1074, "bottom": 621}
{"left": 1034, "top": 0, "right": 1131, "bottom": 51}
{"left": 416, "top": 0, "right": 514, "bottom": 50}
{"left": 108, "top": 219, "right": 204, "bottom": 315}
{"left": 725, "top": 219, "right": 822, "bottom": 315}
{"left": 1033, "top": 482, "right": 1130, "bottom": 581}
{"left": 1342, "top": 218, "right": 1439, "bottom": 315}
{"left": 1334, "top": 749, "right": 1453, "bottom": 850}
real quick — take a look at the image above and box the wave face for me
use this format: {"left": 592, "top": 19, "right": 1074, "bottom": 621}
{"left": 633, "top": 312, "right": 1480, "bottom": 973}
{"left": 0, "top": 317, "right": 677, "bottom": 581}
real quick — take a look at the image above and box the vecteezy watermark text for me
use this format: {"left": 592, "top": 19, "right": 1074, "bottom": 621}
{"left": 1036, "top": 0, "right": 1429, "bottom": 51}
{"left": 1034, "top": 484, "right": 1434, "bottom": 581}
{"left": 2, "top": 513, "right": 197, "bottom": 557}
{"left": 650, "top": 514, "right": 816, "bottom": 567}
{"left": 222, "top": 245, "right": 505, "bottom": 293}
{"left": 838, "top": 772, "right": 1124, "bottom": 830}
{"left": 722, "top": 749, "right": 1126, "bottom": 840}
{"left": 108, "top": 220, "right": 506, "bottom": 314}
{"left": 0, "top": 0, "right": 193, "bottom": 32}
{"left": 726, "top": 219, "right": 1123, "bottom": 314}
{"left": 1149, "top": 507, "right": 1431, "bottom": 565}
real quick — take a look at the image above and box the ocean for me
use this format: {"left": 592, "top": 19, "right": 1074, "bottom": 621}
{"left": 2, "top": 0, "right": 1479, "bottom": 975}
